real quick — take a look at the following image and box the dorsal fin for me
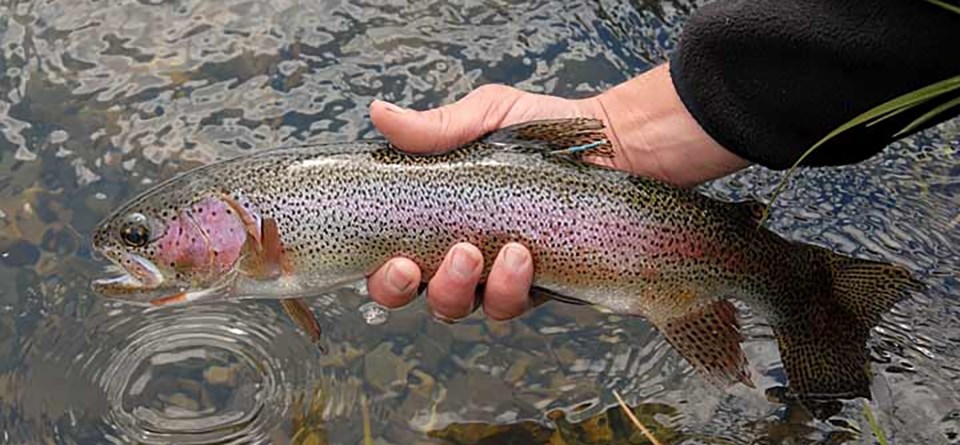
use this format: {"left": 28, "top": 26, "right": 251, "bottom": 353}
{"left": 734, "top": 200, "right": 767, "bottom": 222}
{"left": 482, "top": 118, "right": 615, "bottom": 159}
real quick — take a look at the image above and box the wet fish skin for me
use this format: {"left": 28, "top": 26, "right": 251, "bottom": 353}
{"left": 91, "top": 119, "right": 921, "bottom": 403}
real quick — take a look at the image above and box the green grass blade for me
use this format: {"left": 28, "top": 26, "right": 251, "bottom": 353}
{"left": 855, "top": 76, "right": 960, "bottom": 126}
{"left": 757, "top": 74, "right": 960, "bottom": 227}
{"left": 927, "top": 0, "right": 960, "bottom": 15}
{"left": 865, "top": 94, "right": 938, "bottom": 127}
{"left": 863, "top": 402, "right": 890, "bottom": 445}
{"left": 785, "top": 76, "right": 959, "bottom": 156}
{"left": 894, "top": 95, "right": 960, "bottom": 137}
{"left": 817, "top": 76, "right": 960, "bottom": 135}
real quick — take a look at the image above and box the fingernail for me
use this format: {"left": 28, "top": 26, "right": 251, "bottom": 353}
{"left": 431, "top": 310, "right": 459, "bottom": 325}
{"left": 451, "top": 246, "right": 478, "bottom": 278}
{"left": 377, "top": 100, "right": 410, "bottom": 114}
{"left": 503, "top": 245, "right": 527, "bottom": 271}
{"left": 385, "top": 262, "right": 415, "bottom": 295}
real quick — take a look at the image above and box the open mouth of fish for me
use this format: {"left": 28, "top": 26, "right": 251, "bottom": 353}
{"left": 91, "top": 251, "right": 174, "bottom": 303}
{"left": 92, "top": 250, "right": 233, "bottom": 306}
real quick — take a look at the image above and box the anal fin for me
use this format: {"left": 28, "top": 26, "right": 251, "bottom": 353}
{"left": 655, "top": 300, "right": 753, "bottom": 388}
{"left": 281, "top": 298, "right": 324, "bottom": 348}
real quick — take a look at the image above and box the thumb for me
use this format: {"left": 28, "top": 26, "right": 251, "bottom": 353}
{"left": 370, "top": 85, "right": 523, "bottom": 154}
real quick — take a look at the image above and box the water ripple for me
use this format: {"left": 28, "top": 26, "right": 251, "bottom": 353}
{"left": 15, "top": 300, "right": 326, "bottom": 444}
{"left": 96, "top": 306, "right": 287, "bottom": 443}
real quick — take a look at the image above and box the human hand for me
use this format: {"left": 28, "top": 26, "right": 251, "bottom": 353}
{"left": 366, "top": 83, "right": 593, "bottom": 322}
{"left": 365, "top": 63, "right": 749, "bottom": 322}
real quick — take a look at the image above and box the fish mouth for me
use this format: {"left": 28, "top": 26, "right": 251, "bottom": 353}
{"left": 92, "top": 249, "right": 233, "bottom": 306}
{"left": 92, "top": 251, "right": 167, "bottom": 299}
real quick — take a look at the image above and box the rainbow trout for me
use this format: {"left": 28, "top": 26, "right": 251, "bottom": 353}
{"left": 92, "top": 119, "right": 920, "bottom": 401}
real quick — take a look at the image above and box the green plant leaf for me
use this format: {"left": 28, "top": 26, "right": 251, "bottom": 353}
{"left": 863, "top": 402, "right": 890, "bottom": 445}
{"left": 758, "top": 74, "right": 960, "bottom": 226}
{"left": 865, "top": 94, "right": 938, "bottom": 128}
{"left": 895, "top": 95, "right": 960, "bottom": 137}
{"left": 927, "top": 0, "right": 960, "bottom": 15}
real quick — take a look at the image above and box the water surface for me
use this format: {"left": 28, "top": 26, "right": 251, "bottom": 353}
{"left": 0, "top": 0, "right": 957, "bottom": 443}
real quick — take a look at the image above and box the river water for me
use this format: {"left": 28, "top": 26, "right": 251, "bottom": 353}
{"left": 0, "top": 0, "right": 957, "bottom": 443}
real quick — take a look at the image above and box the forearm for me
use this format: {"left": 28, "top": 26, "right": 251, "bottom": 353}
{"left": 591, "top": 64, "right": 750, "bottom": 187}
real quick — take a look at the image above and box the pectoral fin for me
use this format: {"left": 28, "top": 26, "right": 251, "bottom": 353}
{"left": 281, "top": 298, "right": 323, "bottom": 347}
{"left": 483, "top": 118, "right": 615, "bottom": 159}
{"left": 654, "top": 300, "right": 753, "bottom": 388}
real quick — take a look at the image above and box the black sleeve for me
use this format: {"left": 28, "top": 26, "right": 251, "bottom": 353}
{"left": 669, "top": 0, "right": 960, "bottom": 170}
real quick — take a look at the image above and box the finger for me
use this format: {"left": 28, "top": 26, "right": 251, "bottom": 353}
{"left": 366, "top": 258, "right": 421, "bottom": 308}
{"left": 426, "top": 243, "right": 484, "bottom": 321}
{"left": 370, "top": 84, "right": 524, "bottom": 153}
{"left": 482, "top": 243, "right": 533, "bottom": 321}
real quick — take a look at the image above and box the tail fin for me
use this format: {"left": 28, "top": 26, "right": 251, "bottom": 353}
{"left": 772, "top": 251, "right": 922, "bottom": 401}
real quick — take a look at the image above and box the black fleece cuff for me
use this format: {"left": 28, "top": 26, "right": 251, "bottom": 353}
{"left": 669, "top": 0, "right": 960, "bottom": 170}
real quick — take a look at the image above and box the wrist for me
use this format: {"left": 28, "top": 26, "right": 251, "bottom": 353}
{"left": 584, "top": 64, "right": 750, "bottom": 187}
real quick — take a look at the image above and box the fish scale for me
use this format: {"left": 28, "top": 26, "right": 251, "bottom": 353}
{"left": 92, "top": 118, "right": 921, "bottom": 409}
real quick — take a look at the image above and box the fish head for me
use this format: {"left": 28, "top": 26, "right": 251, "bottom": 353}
{"left": 92, "top": 187, "right": 250, "bottom": 306}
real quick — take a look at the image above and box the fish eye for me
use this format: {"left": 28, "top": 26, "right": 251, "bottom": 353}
{"left": 120, "top": 213, "right": 151, "bottom": 247}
